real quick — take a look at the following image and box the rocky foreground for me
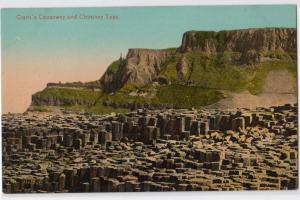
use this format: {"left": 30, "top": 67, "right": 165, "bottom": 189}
{"left": 2, "top": 104, "right": 298, "bottom": 193}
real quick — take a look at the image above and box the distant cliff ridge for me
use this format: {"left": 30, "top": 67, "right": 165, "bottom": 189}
{"left": 30, "top": 28, "right": 297, "bottom": 114}
{"left": 180, "top": 28, "right": 296, "bottom": 53}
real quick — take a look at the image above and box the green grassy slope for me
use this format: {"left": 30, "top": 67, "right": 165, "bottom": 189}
{"left": 31, "top": 88, "right": 129, "bottom": 114}
{"left": 158, "top": 51, "right": 296, "bottom": 93}
{"left": 156, "top": 85, "right": 224, "bottom": 108}
{"left": 34, "top": 88, "right": 103, "bottom": 101}
{"left": 247, "top": 60, "right": 297, "bottom": 94}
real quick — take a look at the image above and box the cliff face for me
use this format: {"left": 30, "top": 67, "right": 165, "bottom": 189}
{"left": 31, "top": 95, "right": 96, "bottom": 106}
{"left": 179, "top": 28, "right": 296, "bottom": 53}
{"left": 100, "top": 48, "right": 175, "bottom": 91}
{"left": 125, "top": 49, "right": 174, "bottom": 82}
{"left": 99, "top": 28, "right": 296, "bottom": 92}
{"left": 30, "top": 28, "right": 297, "bottom": 112}
{"left": 41, "top": 28, "right": 296, "bottom": 93}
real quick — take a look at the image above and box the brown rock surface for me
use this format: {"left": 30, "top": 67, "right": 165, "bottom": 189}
{"left": 100, "top": 48, "right": 175, "bottom": 91}
{"left": 180, "top": 28, "right": 296, "bottom": 53}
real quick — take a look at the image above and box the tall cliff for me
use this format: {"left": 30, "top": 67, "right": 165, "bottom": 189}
{"left": 100, "top": 48, "right": 175, "bottom": 91}
{"left": 99, "top": 28, "right": 296, "bottom": 92}
{"left": 30, "top": 27, "right": 297, "bottom": 113}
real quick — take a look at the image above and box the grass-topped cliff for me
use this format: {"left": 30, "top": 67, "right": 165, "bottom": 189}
{"left": 29, "top": 28, "right": 297, "bottom": 114}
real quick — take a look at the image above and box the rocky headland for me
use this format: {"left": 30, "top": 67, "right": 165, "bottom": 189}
{"left": 29, "top": 28, "right": 297, "bottom": 114}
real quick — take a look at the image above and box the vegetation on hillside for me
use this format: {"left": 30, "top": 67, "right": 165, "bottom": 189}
{"left": 247, "top": 60, "right": 297, "bottom": 94}
{"left": 194, "top": 31, "right": 228, "bottom": 50}
{"left": 34, "top": 88, "right": 103, "bottom": 101}
{"left": 106, "top": 59, "right": 122, "bottom": 74}
{"left": 156, "top": 84, "right": 224, "bottom": 108}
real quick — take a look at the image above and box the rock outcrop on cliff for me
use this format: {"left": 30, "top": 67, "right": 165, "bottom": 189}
{"left": 176, "top": 55, "right": 189, "bottom": 79}
{"left": 100, "top": 48, "right": 175, "bottom": 91}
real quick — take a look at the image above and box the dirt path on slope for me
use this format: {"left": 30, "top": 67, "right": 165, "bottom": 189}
{"left": 206, "top": 70, "right": 297, "bottom": 110}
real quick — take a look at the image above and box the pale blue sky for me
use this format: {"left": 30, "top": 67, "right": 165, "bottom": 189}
{"left": 2, "top": 5, "right": 297, "bottom": 58}
{"left": 1, "top": 5, "right": 297, "bottom": 113}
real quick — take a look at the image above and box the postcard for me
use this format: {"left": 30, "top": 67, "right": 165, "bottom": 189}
{"left": 1, "top": 5, "right": 298, "bottom": 193}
